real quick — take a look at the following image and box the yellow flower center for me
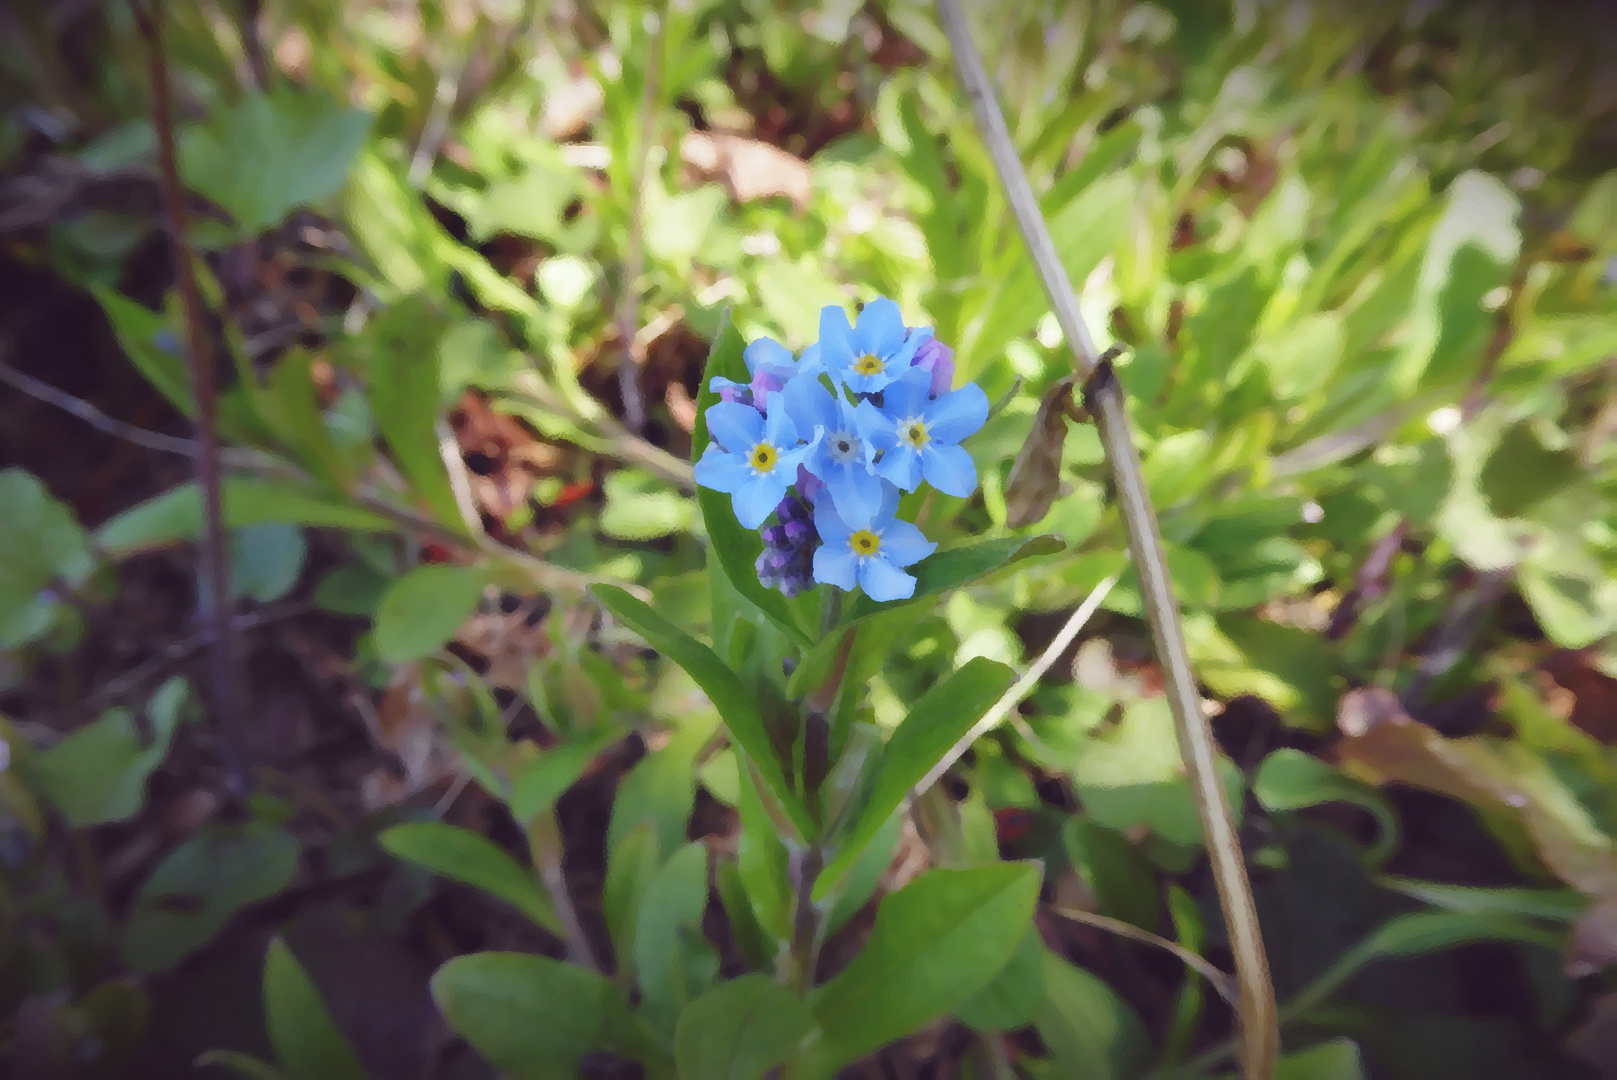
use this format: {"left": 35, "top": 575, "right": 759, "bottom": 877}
{"left": 748, "top": 443, "right": 778, "bottom": 472}
{"left": 899, "top": 418, "right": 930, "bottom": 448}
{"left": 849, "top": 529, "right": 881, "bottom": 556}
{"left": 854, "top": 353, "right": 885, "bottom": 377}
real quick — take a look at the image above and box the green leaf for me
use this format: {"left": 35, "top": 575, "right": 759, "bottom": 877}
{"left": 593, "top": 585, "right": 811, "bottom": 840}
{"left": 263, "top": 938, "right": 366, "bottom": 1080}
{"left": 605, "top": 723, "right": 707, "bottom": 861}
{"left": 953, "top": 926, "right": 1045, "bottom": 1032}
{"left": 633, "top": 842, "right": 719, "bottom": 1039}
{"left": 359, "top": 305, "right": 463, "bottom": 530}
{"left": 88, "top": 284, "right": 194, "bottom": 415}
{"left": 30, "top": 679, "right": 187, "bottom": 827}
{"left": 123, "top": 821, "right": 301, "bottom": 974}
{"left": 508, "top": 738, "right": 611, "bottom": 823}
{"left": 1287, "top": 911, "right": 1564, "bottom": 1017}
{"left": 693, "top": 313, "right": 813, "bottom": 648}
{"left": 95, "top": 478, "right": 396, "bottom": 557}
{"left": 230, "top": 523, "right": 307, "bottom": 603}
{"left": 379, "top": 822, "right": 559, "bottom": 934}
{"left": 675, "top": 975, "right": 814, "bottom": 1080}
{"left": 1062, "top": 818, "right": 1162, "bottom": 930}
{"left": 1254, "top": 748, "right": 1399, "bottom": 865}
{"left": 1375, "top": 876, "right": 1588, "bottom": 922}
{"left": 1031, "top": 948, "right": 1147, "bottom": 1080}
{"left": 602, "top": 824, "right": 661, "bottom": 969}
{"left": 0, "top": 469, "right": 93, "bottom": 648}
{"left": 372, "top": 565, "right": 494, "bottom": 664}
{"left": 430, "top": 952, "right": 631, "bottom": 1080}
{"left": 601, "top": 468, "right": 694, "bottom": 540}
{"left": 808, "top": 863, "right": 1041, "bottom": 1069}
{"left": 814, "top": 658, "right": 1016, "bottom": 899}
{"left": 1479, "top": 422, "right": 1580, "bottom": 520}
{"left": 1070, "top": 697, "right": 1245, "bottom": 849}
{"left": 180, "top": 87, "right": 372, "bottom": 234}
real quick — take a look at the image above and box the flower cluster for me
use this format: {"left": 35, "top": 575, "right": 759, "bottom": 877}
{"left": 696, "top": 299, "right": 988, "bottom": 602}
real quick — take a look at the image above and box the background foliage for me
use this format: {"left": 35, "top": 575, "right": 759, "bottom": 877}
{"left": 1, "top": 0, "right": 1615, "bottom": 1077}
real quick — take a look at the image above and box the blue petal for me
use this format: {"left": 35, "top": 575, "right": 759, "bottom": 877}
{"left": 855, "top": 399, "right": 898, "bottom": 453}
{"left": 880, "top": 368, "right": 932, "bottom": 420}
{"left": 926, "top": 382, "right": 989, "bottom": 443}
{"left": 825, "top": 463, "right": 885, "bottom": 525}
{"left": 763, "top": 393, "right": 800, "bottom": 447}
{"left": 843, "top": 365, "right": 895, "bottom": 395}
{"left": 853, "top": 298, "right": 907, "bottom": 357}
{"left": 694, "top": 446, "right": 750, "bottom": 493}
{"left": 777, "top": 432, "right": 819, "bottom": 474}
{"left": 879, "top": 519, "right": 936, "bottom": 568}
{"left": 797, "top": 342, "right": 824, "bottom": 376}
{"left": 921, "top": 442, "right": 978, "bottom": 497}
{"left": 813, "top": 545, "right": 859, "bottom": 590}
{"left": 812, "top": 493, "right": 853, "bottom": 544}
{"left": 745, "top": 337, "right": 794, "bottom": 376}
{"left": 875, "top": 444, "right": 922, "bottom": 491}
{"left": 818, "top": 305, "right": 856, "bottom": 381}
{"left": 734, "top": 473, "right": 786, "bottom": 529}
{"left": 874, "top": 477, "right": 902, "bottom": 523}
{"left": 706, "top": 401, "right": 765, "bottom": 451}
{"left": 857, "top": 556, "right": 916, "bottom": 602}
{"left": 781, "top": 374, "right": 839, "bottom": 441}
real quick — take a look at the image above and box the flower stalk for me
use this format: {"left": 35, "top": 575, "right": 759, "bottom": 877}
{"left": 933, "top": 0, "right": 1279, "bottom": 1075}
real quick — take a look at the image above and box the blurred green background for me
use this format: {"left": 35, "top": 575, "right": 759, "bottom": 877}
{"left": 1, "top": 0, "right": 1614, "bottom": 1077}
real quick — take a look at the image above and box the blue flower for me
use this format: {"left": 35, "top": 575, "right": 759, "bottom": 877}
{"left": 811, "top": 482, "right": 936, "bottom": 602}
{"left": 856, "top": 368, "right": 988, "bottom": 497}
{"left": 783, "top": 374, "right": 885, "bottom": 524}
{"left": 696, "top": 392, "right": 818, "bottom": 528}
{"left": 709, "top": 336, "right": 823, "bottom": 411}
{"left": 818, "top": 298, "right": 925, "bottom": 395}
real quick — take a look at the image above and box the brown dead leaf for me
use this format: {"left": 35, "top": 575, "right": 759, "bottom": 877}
{"left": 455, "top": 605, "right": 551, "bottom": 691}
{"left": 680, "top": 132, "right": 812, "bottom": 209}
{"left": 359, "top": 665, "right": 458, "bottom": 811}
{"left": 1004, "top": 374, "right": 1079, "bottom": 529}
{"left": 1335, "top": 687, "right": 1617, "bottom": 898}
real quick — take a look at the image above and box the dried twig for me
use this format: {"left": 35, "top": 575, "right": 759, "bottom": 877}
{"left": 0, "top": 355, "right": 195, "bottom": 458}
{"left": 912, "top": 574, "right": 1117, "bottom": 798}
{"left": 133, "top": 0, "right": 247, "bottom": 794}
{"left": 933, "top": 2, "right": 1279, "bottom": 1074}
{"left": 1051, "top": 905, "right": 1240, "bottom": 1005}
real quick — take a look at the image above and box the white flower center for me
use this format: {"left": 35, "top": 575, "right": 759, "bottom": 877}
{"left": 899, "top": 417, "right": 930, "bottom": 449}
{"left": 828, "top": 429, "right": 861, "bottom": 464}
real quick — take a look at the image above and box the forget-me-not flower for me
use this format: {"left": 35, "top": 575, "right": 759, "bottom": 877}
{"left": 696, "top": 387, "right": 819, "bottom": 528}
{"left": 857, "top": 367, "right": 988, "bottom": 497}
{"left": 818, "top": 298, "right": 925, "bottom": 395}
{"left": 811, "top": 481, "right": 936, "bottom": 601}
{"left": 784, "top": 374, "right": 885, "bottom": 524}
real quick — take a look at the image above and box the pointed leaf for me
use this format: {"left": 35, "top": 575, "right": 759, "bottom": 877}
{"left": 808, "top": 863, "right": 1041, "bottom": 1068}
{"left": 380, "top": 822, "right": 560, "bottom": 934}
{"left": 814, "top": 658, "right": 1015, "bottom": 899}
{"left": 372, "top": 565, "right": 494, "bottom": 664}
{"left": 431, "top": 952, "right": 634, "bottom": 1079}
{"left": 263, "top": 938, "right": 365, "bottom": 1080}
{"left": 593, "top": 585, "right": 811, "bottom": 840}
{"left": 675, "top": 975, "right": 814, "bottom": 1080}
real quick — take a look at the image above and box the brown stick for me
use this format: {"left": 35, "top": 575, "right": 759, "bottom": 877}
{"left": 933, "top": 2, "right": 1278, "bottom": 1074}
{"left": 132, "top": 0, "right": 246, "bottom": 793}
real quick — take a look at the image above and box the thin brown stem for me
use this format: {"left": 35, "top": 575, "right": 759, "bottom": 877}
{"left": 134, "top": 0, "right": 247, "bottom": 794}
{"left": 933, "top": 2, "right": 1278, "bottom": 1075}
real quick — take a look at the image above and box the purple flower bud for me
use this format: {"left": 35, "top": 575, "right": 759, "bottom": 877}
{"left": 911, "top": 337, "right": 955, "bottom": 398}
{"left": 751, "top": 367, "right": 787, "bottom": 410}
